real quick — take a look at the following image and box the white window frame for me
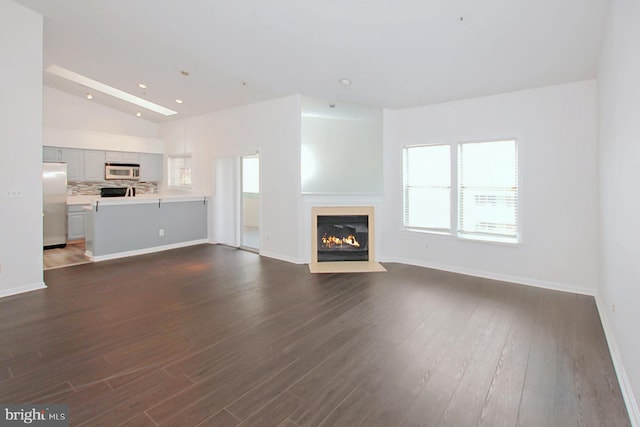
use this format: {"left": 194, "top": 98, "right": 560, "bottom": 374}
{"left": 457, "top": 139, "right": 519, "bottom": 244}
{"left": 167, "top": 154, "right": 193, "bottom": 189}
{"left": 402, "top": 138, "right": 521, "bottom": 245}
{"left": 402, "top": 143, "right": 452, "bottom": 233}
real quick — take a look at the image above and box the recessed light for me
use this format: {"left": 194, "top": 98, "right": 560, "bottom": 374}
{"left": 136, "top": 112, "right": 142, "bottom": 117}
{"left": 339, "top": 79, "right": 352, "bottom": 86}
{"left": 46, "top": 65, "right": 178, "bottom": 116}
{"left": 138, "top": 83, "right": 147, "bottom": 89}
{"left": 175, "top": 99, "right": 184, "bottom": 104}
{"left": 86, "top": 93, "right": 93, "bottom": 100}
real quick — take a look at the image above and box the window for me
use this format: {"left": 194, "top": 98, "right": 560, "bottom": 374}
{"left": 168, "top": 155, "right": 192, "bottom": 188}
{"left": 403, "top": 144, "right": 451, "bottom": 231}
{"left": 242, "top": 156, "right": 260, "bottom": 194}
{"left": 458, "top": 140, "right": 518, "bottom": 242}
{"left": 402, "top": 139, "right": 519, "bottom": 243}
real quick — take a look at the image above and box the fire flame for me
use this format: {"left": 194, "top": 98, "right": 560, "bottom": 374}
{"left": 321, "top": 233, "right": 360, "bottom": 248}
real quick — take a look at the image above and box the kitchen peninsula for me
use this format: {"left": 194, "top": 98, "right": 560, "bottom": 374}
{"left": 84, "top": 195, "right": 209, "bottom": 261}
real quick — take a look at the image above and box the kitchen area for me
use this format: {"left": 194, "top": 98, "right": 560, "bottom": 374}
{"left": 42, "top": 145, "right": 207, "bottom": 269}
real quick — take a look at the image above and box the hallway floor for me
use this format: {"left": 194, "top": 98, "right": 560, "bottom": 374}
{"left": 43, "top": 240, "right": 91, "bottom": 270}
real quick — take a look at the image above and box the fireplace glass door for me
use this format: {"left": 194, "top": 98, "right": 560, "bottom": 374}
{"left": 317, "top": 215, "right": 369, "bottom": 262}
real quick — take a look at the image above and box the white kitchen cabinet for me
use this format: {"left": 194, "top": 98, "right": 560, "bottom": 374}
{"left": 67, "top": 204, "right": 87, "bottom": 241}
{"left": 43, "top": 146, "right": 61, "bottom": 162}
{"left": 44, "top": 146, "right": 84, "bottom": 180}
{"left": 60, "top": 148, "right": 84, "bottom": 181}
{"left": 105, "top": 151, "right": 140, "bottom": 163}
{"left": 84, "top": 150, "right": 105, "bottom": 181}
{"left": 139, "top": 153, "right": 163, "bottom": 182}
{"left": 123, "top": 152, "right": 140, "bottom": 163}
{"left": 44, "top": 147, "right": 160, "bottom": 182}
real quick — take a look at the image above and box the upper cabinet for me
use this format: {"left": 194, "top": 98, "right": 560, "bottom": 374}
{"left": 84, "top": 150, "right": 105, "bottom": 181}
{"left": 44, "top": 146, "right": 162, "bottom": 183}
{"left": 59, "top": 148, "right": 84, "bottom": 181}
{"left": 44, "top": 147, "right": 84, "bottom": 180}
{"left": 43, "top": 146, "right": 61, "bottom": 162}
{"left": 105, "top": 151, "right": 140, "bottom": 163}
{"left": 139, "top": 153, "right": 163, "bottom": 182}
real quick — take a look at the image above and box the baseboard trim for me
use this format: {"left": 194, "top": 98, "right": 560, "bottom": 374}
{"left": 89, "top": 239, "right": 210, "bottom": 262}
{"left": 259, "top": 250, "right": 305, "bottom": 265}
{"left": 381, "top": 256, "right": 595, "bottom": 296}
{"left": 0, "top": 282, "right": 47, "bottom": 299}
{"left": 595, "top": 294, "right": 640, "bottom": 427}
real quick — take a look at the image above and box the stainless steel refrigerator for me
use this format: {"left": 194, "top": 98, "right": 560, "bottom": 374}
{"left": 43, "top": 162, "right": 67, "bottom": 248}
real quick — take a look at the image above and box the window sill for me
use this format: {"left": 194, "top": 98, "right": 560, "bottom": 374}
{"left": 457, "top": 233, "right": 519, "bottom": 247}
{"left": 402, "top": 227, "right": 520, "bottom": 247}
{"left": 402, "top": 227, "right": 451, "bottom": 237}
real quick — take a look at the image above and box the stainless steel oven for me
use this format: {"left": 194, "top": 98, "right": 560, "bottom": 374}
{"left": 100, "top": 187, "right": 135, "bottom": 197}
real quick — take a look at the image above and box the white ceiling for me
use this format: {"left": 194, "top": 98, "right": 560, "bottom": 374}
{"left": 16, "top": 0, "right": 610, "bottom": 123}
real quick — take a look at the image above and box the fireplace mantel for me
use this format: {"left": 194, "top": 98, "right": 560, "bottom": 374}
{"left": 309, "top": 206, "right": 386, "bottom": 273}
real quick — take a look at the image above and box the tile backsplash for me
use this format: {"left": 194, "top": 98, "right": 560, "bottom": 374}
{"left": 68, "top": 180, "right": 158, "bottom": 196}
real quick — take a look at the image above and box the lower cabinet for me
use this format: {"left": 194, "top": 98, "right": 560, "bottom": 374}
{"left": 68, "top": 205, "right": 88, "bottom": 241}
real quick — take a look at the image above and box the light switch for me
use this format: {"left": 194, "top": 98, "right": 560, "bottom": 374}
{"left": 6, "top": 191, "right": 23, "bottom": 198}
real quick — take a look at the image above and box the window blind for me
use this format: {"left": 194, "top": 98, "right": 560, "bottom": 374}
{"left": 403, "top": 144, "right": 451, "bottom": 231}
{"left": 458, "top": 140, "right": 518, "bottom": 240}
{"left": 168, "top": 155, "right": 192, "bottom": 188}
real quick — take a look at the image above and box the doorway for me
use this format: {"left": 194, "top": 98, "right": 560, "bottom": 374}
{"left": 240, "top": 155, "right": 260, "bottom": 251}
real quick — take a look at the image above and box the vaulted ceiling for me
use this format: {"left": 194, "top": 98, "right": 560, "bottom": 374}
{"left": 16, "top": 0, "right": 610, "bottom": 122}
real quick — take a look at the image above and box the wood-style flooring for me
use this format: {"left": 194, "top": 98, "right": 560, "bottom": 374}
{"left": 43, "top": 240, "right": 91, "bottom": 270}
{"left": 0, "top": 244, "right": 630, "bottom": 426}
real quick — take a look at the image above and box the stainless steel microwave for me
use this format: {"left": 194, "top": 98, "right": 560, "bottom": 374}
{"left": 105, "top": 163, "right": 140, "bottom": 180}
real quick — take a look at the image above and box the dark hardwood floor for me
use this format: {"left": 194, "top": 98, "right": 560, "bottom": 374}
{"left": 0, "top": 244, "right": 630, "bottom": 426}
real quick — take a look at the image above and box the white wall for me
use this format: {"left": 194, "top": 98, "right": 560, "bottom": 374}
{"left": 43, "top": 86, "right": 163, "bottom": 154}
{"left": 0, "top": 1, "right": 45, "bottom": 297}
{"left": 300, "top": 99, "right": 383, "bottom": 195}
{"left": 159, "top": 95, "right": 302, "bottom": 263}
{"left": 160, "top": 113, "right": 211, "bottom": 197}
{"left": 598, "top": 0, "right": 640, "bottom": 421}
{"left": 43, "top": 128, "right": 163, "bottom": 154}
{"left": 382, "top": 80, "right": 599, "bottom": 294}
{"left": 44, "top": 86, "right": 159, "bottom": 138}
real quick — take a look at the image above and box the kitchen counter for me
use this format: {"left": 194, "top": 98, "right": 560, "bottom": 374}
{"left": 68, "top": 194, "right": 207, "bottom": 206}
{"left": 84, "top": 195, "right": 209, "bottom": 261}
{"left": 90, "top": 194, "right": 208, "bottom": 207}
{"left": 67, "top": 195, "right": 97, "bottom": 205}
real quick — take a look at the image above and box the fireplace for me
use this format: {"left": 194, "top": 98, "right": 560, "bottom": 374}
{"left": 310, "top": 206, "right": 386, "bottom": 273}
{"left": 317, "top": 215, "right": 369, "bottom": 262}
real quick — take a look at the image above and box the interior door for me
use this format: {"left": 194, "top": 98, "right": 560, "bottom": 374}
{"left": 213, "top": 157, "right": 241, "bottom": 247}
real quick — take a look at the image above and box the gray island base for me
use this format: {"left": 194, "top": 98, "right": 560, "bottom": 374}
{"left": 85, "top": 196, "right": 208, "bottom": 261}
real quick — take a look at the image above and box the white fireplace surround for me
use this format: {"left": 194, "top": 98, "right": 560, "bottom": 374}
{"left": 309, "top": 205, "right": 386, "bottom": 273}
